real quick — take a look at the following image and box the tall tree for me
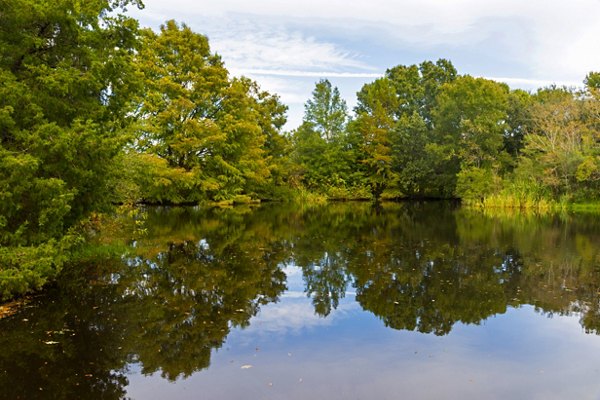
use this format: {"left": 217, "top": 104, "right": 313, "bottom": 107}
{"left": 351, "top": 77, "right": 399, "bottom": 200}
{"left": 387, "top": 59, "right": 457, "bottom": 197}
{"left": 352, "top": 59, "right": 457, "bottom": 199}
{"left": 303, "top": 79, "right": 348, "bottom": 142}
{"left": 132, "top": 20, "right": 287, "bottom": 202}
{"left": 0, "top": 0, "right": 142, "bottom": 299}
{"left": 432, "top": 76, "right": 510, "bottom": 199}
{"left": 292, "top": 79, "right": 355, "bottom": 191}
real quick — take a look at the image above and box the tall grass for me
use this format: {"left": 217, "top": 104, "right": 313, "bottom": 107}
{"left": 462, "top": 178, "right": 569, "bottom": 213}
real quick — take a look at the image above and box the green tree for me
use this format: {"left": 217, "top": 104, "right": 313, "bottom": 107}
{"left": 503, "top": 89, "right": 534, "bottom": 160}
{"left": 0, "top": 0, "right": 142, "bottom": 299}
{"left": 585, "top": 72, "right": 600, "bottom": 91}
{"left": 304, "top": 79, "right": 348, "bottom": 142}
{"left": 351, "top": 77, "right": 399, "bottom": 200}
{"left": 351, "top": 60, "right": 457, "bottom": 199}
{"left": 516, "top": 88, "right": 600, "bottom": 200}
{"left": 291, "top": 79, "right": 358, "bottom": 193}
{"left": 432, "top": 76, "right": 510, "bottom": 199}
{"left": 132, "top": 20, "right": 287, "bottom": 202}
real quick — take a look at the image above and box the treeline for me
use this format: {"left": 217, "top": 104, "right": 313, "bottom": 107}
{"left": 0, "top": 0, "right": 599, "bottom": 299}
{"left": 292, "top": 63, "right": 600, "bottom": 205}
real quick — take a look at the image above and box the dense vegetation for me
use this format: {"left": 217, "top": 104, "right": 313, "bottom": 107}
{"left": 0, "top": 0, "right": 599, "bottom": 299}
{"left": 293, "top": 63, "right": 600, "bottom": 204}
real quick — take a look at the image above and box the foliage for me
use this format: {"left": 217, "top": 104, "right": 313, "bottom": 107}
{"left": 515, "top": 87, "right": 600, "bottom": 200}
{"left": 0, "top": 0, "right": 599, "bottom": 303}
{"left": 349, "top": 60, "right": 460, "bottom": 199}
{"left": 291, "top": 79, "right": 365, "bottom": 196}
{"left": 0, "top": 0, "right": 142, "bottom": 299}
{"left": 303, "top": 79, "right": 349, "bottom": 142}
{"left": 130, "top": 20, "right": 288, "bottom": 203}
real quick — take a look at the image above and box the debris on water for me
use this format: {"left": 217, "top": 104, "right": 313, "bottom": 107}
{"left": 0, "top": 297, "right": 32, "bottom": 319}
{"left": 43, "top": 341, "right": 60, "bottom": 345}
{"left": 241, "top": 364, "right": 253, "bottom": 369}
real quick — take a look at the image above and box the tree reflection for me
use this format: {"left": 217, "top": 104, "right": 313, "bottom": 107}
{"left": 284, "top": 203, "right": 600, "bottom": 336}
{"left": 122, "top": 237, "right": 287, "bottom": 380}
{"left": 0, "top": 206, "right": 290, "bottom": 397}
{"left": 2, "top": 203, "right": 600, "bottom": 398}
{"left": 0, "top": 257, "right": 133, "bottom": 400}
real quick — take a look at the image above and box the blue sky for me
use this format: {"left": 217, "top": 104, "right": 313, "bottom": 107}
{"left": 131, "top": 0, "right": 600, "bottom": 129}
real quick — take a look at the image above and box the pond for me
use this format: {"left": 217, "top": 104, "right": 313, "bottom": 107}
{"left": 1, "top": 202, "right": 600, "bottom": 399}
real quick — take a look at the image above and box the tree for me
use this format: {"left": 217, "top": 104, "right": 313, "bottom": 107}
{"left": 351, "top": 77, "right": 399, "bottom": 200}
{"left": 0, "top": 0, "right": 142, "bottom": 299}
{"left": 503, "top": 89, "right": 534, "bottom": 160}
{"left": 585, "top": 72, "right": 600, "bottom": 91}
{"left": 432, "top": 76, "right": 510, "bottom": 199}
{"left": 352, "top": 59, "right": 457, "bottom": 199}
{"left": 516, "top": 88, "right": 600, "bottom": 199}
{"left": 132, "top": 21, "right": 287, "bottom": 202}
{"left": 303, "top": 79, "right": 348, "bottom": 142}
{"left": 291, "top": 79, "right": 357, "bottom": 192}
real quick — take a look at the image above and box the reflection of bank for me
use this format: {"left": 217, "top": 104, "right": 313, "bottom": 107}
{"left": 2, "top": 202, "right": 600, "bottom": 399}
{"left": 120, "top": 237, "right": 288, "bottom": 381}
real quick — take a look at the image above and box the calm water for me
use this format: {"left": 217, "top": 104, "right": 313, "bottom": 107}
{"left": 1, "top": 202, "right": 600, "bottom": 399}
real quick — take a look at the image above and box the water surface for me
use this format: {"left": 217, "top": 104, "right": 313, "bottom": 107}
{"left": 1, "top": 203, "right": 600, "bottom": 399}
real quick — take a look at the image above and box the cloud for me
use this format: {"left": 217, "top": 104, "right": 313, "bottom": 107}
{"left": 131, "top": 0, "right": 598, "bottom": 131}
{"left": 135, "top": 0, "right": 600, "bottom": 81}
{"left": 482, "top": 77, "right": 582, "bottom": 88}
{"left": 210, "top": 23, "right": 372, "bottom": 73}
{"left": 231, "top": 69, "right": 382, "bottom": 79}
{"left": 240, "top": 296, "right": 360, "bottom": 337}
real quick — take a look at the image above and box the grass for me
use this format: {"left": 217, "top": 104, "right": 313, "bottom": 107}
{"left": 569, "top": 202, "right": 600, "bottom": 213}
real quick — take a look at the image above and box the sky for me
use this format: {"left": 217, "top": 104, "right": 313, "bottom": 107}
{"left": 130, "top": 0, "right": 600, "bottom": 129}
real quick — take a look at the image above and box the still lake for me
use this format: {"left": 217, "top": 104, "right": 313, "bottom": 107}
{"left": 1, "top": 202, "right": 600, "bottom": 399}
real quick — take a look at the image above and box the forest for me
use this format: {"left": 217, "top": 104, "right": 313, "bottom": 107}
{"left": 1, "top": 0, "right": 599, "bottom": 299}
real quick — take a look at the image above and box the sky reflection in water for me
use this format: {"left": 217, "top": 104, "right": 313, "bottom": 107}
{"left": 2, "top": 203, "right": 600, "bottom": 399}
{"left": 126, "top": 266, "right": 600, "bottom": 400}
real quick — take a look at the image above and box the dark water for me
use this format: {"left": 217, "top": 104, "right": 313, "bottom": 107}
{"left": 2, "top": 202, "right": 600, "bottom": 399}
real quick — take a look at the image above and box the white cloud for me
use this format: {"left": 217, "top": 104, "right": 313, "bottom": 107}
{"left": 130, "top": 0, "right": 599, "bottom": 131}
{"left": 232, "top": 69, "right": 382, "bottom": 79}
{"left": 244, "top": 296, "right": 360, "bottom": 336}
{"left": 135, "top": 0, "right": 600, "bottom": 81}
{"left": 210, "top": 23, "right": 372, "bottom": 73}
